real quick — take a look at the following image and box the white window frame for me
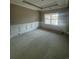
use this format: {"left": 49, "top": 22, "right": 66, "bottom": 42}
{"left": 44, "top": 13, "right": 59, "bottom": 25}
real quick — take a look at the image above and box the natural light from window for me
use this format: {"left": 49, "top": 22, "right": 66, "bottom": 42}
{"left": 44, "top": 13, "right": 59, "bottom": 25}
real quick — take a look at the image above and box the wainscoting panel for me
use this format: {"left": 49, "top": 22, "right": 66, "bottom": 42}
{"left": 10, "top": 22, "right": 39, "bottom": 38}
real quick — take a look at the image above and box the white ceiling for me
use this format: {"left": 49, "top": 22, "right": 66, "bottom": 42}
{"left": 11, "top": 0, "right": 68, "bottom": 11}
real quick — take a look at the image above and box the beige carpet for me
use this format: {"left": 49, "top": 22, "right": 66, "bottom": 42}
{"left": 11, "top": 29, "right": 69, "bottom": 59}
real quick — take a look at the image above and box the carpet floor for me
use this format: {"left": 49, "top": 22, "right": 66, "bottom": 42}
{"left": 11, "top": 29, "right": 69, "bottom": 59}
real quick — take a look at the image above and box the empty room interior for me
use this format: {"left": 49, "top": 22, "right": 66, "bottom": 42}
{"left": 10, "top": 0, "right": 69, "bottom": 59}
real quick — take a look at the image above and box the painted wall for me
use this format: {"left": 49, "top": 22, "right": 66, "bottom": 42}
{"left": 10, "top": 4, "right": 40, "bottom": 38}
{"left": 40, "top": 8, "right": 69, "bottom": 34}
{"left": 10, "top": 4, "right": 40, "bottom": 25}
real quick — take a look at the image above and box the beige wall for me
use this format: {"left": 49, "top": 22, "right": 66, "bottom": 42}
{"left": 10, "top": 4, "right": 40, "bottom": 25}
{"left": 10, "top": 4, "right": 40, "bottom": 38}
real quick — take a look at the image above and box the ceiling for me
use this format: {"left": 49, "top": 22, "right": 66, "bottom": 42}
{"left": 11, "top": 0, "right": 69, "bottom": 11}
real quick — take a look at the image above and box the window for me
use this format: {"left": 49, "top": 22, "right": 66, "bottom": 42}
{"left": 44, "top": 13, "right": 59, "bottom": 25}
{"left": 44, "top": 14, "right": 51, "bottom": 24}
